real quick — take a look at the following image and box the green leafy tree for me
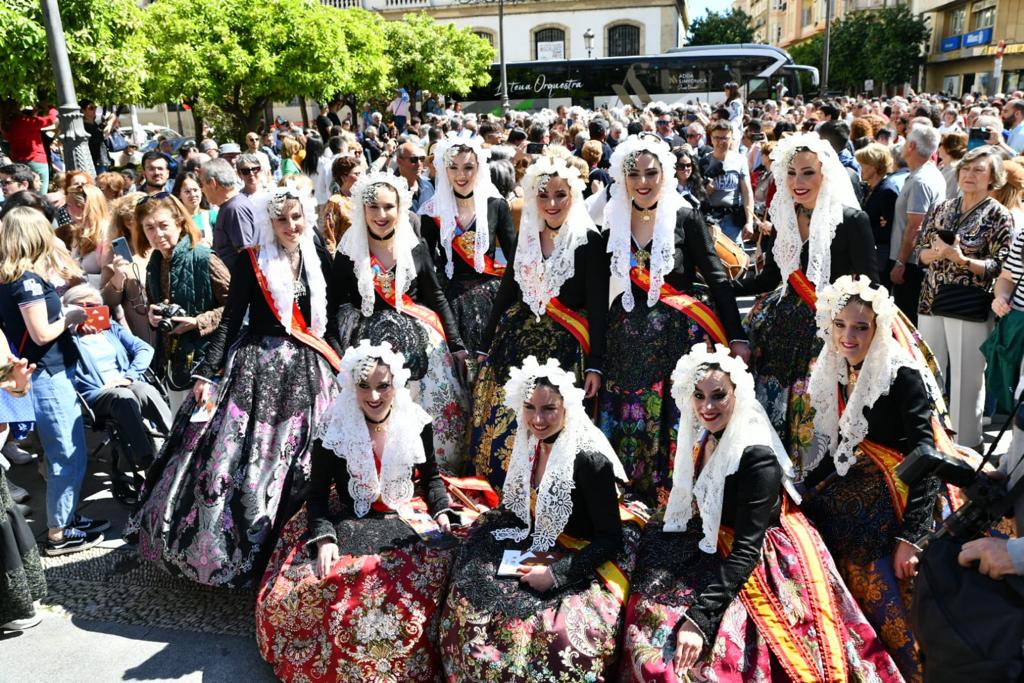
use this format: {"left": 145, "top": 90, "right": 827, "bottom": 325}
{"left": 143, "top": 0, "right": 392, "bottom": 140}
{"left": 687, "top": 8, "right": 757, "bottom": 46}
{"left": 789, "top": 7, "right": 929, "bottom": 94}
{"left": 384, "top": 13, "right": 495, "bottom": 98}
{"left": 0, "top": 0, "right": 147, "bottom": 104}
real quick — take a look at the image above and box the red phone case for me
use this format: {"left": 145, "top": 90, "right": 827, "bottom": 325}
{"left": 84, "top": 305, "right": 111, "bottom": 331}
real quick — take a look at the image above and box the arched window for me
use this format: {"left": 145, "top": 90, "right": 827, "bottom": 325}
{"left": 473, "top": 30, "right": 494, "bottom": 47}
{"left": 534, "top": 27, "right": 566, "bottom": 60}
{"left": 607, "top": 24, "right": 640, "bottom": 57}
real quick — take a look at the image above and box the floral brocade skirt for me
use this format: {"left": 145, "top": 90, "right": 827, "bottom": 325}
{"left": 598, "top": 297, "right": 712, "bottom": 508}
{"left": 801, "top": 456, "right": 927, "bottom": 682}
{"left": 470, "top": 302, "right": 586, "bottom": 489}
{"left": 745, "top": 288, "right": 822, "bottom": 464}
{"left": 256, "top": 499, "right": 458, "bottom": 683}
{"left": 445, "top": 276, "right": 501, "bottom": 359}
{"left": 0, "top": 469, "right": 46, "bottom": 625}
{"left": 621, "top": 514, "right": 902, "bottom": 683}
{"left": 337, "top": 306, "right": 469, "bottom": 474}
{"left": 439, "top": 509, "right": 644, "bottom": 683}
{"left": 126, "top": 334, "right": 338, "bottom": 588}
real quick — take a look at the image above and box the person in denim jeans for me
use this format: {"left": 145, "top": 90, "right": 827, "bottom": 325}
{"left": 0, "top": 207, "right": 108, "bottom": 556}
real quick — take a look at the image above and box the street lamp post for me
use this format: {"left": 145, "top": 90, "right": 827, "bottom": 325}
{"left": 458, "top": 0, "right": 518, "bottom": 114}
{"left": 821, "top": 0, "right": 834, "bottom": 96}
{"left": 40, "top": 0, "right": 95, "bottom": 176}
{"left": 584, "top": 28, "right": 595, "bottom": 59}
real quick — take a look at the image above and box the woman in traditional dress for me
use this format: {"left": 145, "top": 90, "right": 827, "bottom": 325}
{"left": 328, "top": 171, "right": 468, "bottom": 473}
{"left": 256, "top": 341, "right": 457, "bottom": 682}
{"left": 419, "top": 137, "right": 516, "bottom": 356}
{"left": 801, "top": 275, "right": 949, "bottom": 681}
{"left": 621, "top": 344, "right": 901, "bottom": 682}
{"left": 734, "top": 132, "right": 879, "bottom": 462}
{"left": 599, "top": 134, "right": 748, "bottom": 507}
{"left": 441, "top": 356, "right": 641, "bottom": 682}
{"left": 470, "top": 154, "right": 608, "bottom": 487}
{"left": 127, "top": 188, "right": 339, "bottom": 587}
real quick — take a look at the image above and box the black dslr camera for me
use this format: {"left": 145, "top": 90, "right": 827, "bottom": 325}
{"left": 896, "top": 444, "right": 1024, "bottom": 543}
{"left": 152, "top": 303, "right": 186, "bottom": 333}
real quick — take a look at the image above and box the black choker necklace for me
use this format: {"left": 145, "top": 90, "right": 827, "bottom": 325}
{"left": 796, "top": 204, "right": 813, "bottom": 219}
{"left": 453, "top": 190, "right": 474, "bottom": 200}
{"left": 711, "top": 428, "right": 726, "bottom": 440}
{"left": 632, "top": 199, "right": 658, "bottom": 223}
{"left": 366, "top": 410, "right": 392, "bottom": 433}
{"left": 543, "top": 221, "right": 562, "bottom": 231}
{"left": 541, "top": 430, "right": 562, "bottom": 444}
{"left": 369, "top": 229, "right": 395, "bottom": 242}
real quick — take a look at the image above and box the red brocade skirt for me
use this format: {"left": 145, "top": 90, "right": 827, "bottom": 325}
{"left": 255, "top": 501, "right": 457, "bottom": 682}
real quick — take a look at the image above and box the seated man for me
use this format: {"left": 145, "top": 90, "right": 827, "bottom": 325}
{"left": 62, "top": 285, "right": 172, "bottom": 504}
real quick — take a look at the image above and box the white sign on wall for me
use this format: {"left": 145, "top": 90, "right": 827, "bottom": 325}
{"left": 537, "top": 41, "right": 565, "bottom": 61}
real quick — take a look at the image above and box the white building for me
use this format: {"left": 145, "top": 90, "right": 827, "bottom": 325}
{"left": 329, "top": 0, "right": 690, "bottom": 61}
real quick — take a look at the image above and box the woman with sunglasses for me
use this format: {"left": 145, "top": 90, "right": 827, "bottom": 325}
{"left": 673, "top": 147, "right": 707, "bottom": 212}
{"left": 418, "top": 137, "right": 516, "bottom": 359}
{"left": 128, "top": 188, "right": 338, "bottom": 588}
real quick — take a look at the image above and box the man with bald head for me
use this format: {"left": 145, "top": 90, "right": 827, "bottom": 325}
{"left": 395, "top": 141, "right": 433, "bottom": 211}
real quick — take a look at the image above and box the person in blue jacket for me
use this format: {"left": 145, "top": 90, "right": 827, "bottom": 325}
{"left": 63, "top": 285, "right": 171, "bottom": 503}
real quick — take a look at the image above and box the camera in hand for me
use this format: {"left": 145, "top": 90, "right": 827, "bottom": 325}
{"left": 896, "top": 444, "right": 1024, "bottom": 543}
{"left": 153, "top": 303, "right": 186, "bottom": 332}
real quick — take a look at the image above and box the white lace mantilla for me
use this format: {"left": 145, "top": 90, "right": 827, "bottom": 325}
{"left": 337, "top": 172, "right": 418, "bottom": 317}
{"left": 423, "top": 136, "right": 498, "bottom": 278}
{"left": 768, "top": 133, "right": 861, "bottom": 293}
{"left": 604, "top": 135, "right": 684, "bottom": 311}
{"left": 316, "top": 341, "right": 431, "bottom": 517}
{"left": 492, "top": 356, "right": 627, "bottom": 551}
{"left": 515, "top": 155, "right": 596, "bottom": 318}
{"left": 664, "top": 345, "right": 798, "bottom": 552}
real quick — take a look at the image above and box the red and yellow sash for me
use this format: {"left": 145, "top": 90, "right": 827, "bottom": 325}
{"left": 718, "top": 502, "right": 850, "bottom": 683}
{"left": 435, "top": 217, "right": 506, "bottom": 278}
{"left": 787, "top": 268, "right": 819, "bottom": 310}
{"left": 545, "top": 296, "right": 591, "bottom": 355}
{"left": 630, "top": 266, "right": 728, "bottom": 345}
{"left": 557, "top": 503, "right": 647, "bottom": 606}
{"left": 246, "top": 248, "right": 341, "bottom": 372}
{"left": 370, "top": 255, "right": 447, "bottom": 340}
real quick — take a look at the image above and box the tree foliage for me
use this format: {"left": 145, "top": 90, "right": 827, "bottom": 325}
{"left": 142, "top": 0, "right": 392, "bottom": 139}
{"left": 0, "top": 0, "right": 147, "bottom": 104}
{"left": 687, "top": 8, "right": 757, "bottom": 46}
{"left": 789, "top": 6, "right": 930, "bottom": 93}
{"left": 384, "top": 13, "right": 495, "bottom": 97}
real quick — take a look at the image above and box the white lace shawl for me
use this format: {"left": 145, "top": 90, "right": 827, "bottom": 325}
{"left": 768, "top": 133, "right": 861, "bottom": 293}
{"left": 664, "top": 345, "right": 799, "bottom": 552}
{"left": 604, "top": 134, "right": 684, "bottom": 311}
{"left": 806, "top": 276, "right": 944, "bottom": 475}
{"left": 316, "top": 340, "right": 432, "bottom": 517}
{"left": 250, "top": 189, "right": 328, "bottom": 335}
{"left": 421, "top": 136, "right": 499, "bottom": 278}
{"left": 337, "top": 172, "right": 418, "bottom": 317}
{"left": 515, "top": 155, "right": 596, "bottom": 318}
{"left": 492, "top": 356, "right": 627, "bottom": 552}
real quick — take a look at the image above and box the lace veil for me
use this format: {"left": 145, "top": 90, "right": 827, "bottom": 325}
{"left": 768, "top": 133, "right": 860, "bottom": 293}
{"left": 604, "top": 134, "right": 684, "bottom": 311}
{"left": 806, "top": 276, "right": 944, "bottom": 475}
{"left": 492, "top": 356, "right": 627, "bottom": 551}
{"left": 250, "top": 188, "right": 328, "bottom": 336}
{"left": 422, "top": 136, "right": 499, "bottom": 278}
{"left": 664, "top": 345, "right": 799, "bottom": 552}
{"left": 337, "top": 172, "right": 418, "bottom": 317}
{"left": 316, "top": 340, "right": 432, "bottom": 518}
{"left": 516, "top": 154, "right": 596, "bottom": 318}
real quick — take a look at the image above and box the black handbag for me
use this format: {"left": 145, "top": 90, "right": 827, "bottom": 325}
{"left": 912, "top": 537, "right": 1024, "bottom": 683}
{"left": 930, "top": 283, "right": 993, "bottom": 322}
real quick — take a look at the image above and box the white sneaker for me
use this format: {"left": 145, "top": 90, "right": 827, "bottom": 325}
{"left": 1, "top": 441, "right": 34, "bottom": 465}
{"left": 1, "top": 612, "right": 41, "bottom": 630}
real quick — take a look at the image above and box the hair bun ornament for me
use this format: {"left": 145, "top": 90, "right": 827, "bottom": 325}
{"left": 669, "top": 344, "right": 755, "bottom": 411}
{"left": 520, "top": 153, "right": 585, "bottom": 196}
{"left": 336, "top": 339, "right": 410, "bottom": 392}
{"left": 349, "top": 171, "right": 414, "bottom": 211}
{"left": 502, "top": 355, "right": 585, "bottom": 413}
{"left": 814, "top": 274, "right": 898, "bottom": 341}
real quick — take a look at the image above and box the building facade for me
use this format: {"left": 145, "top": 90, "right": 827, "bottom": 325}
{"left": 324, "top": 0, "right": 689, "bottom": 61}
{"left": 920, "top": 0, "right": 1024, "bottom": 95}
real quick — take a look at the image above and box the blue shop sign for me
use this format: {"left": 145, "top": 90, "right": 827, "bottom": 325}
{"left": 963, "top": 27, "right": 994, "bottom": 48}
{"left": 941, "top": 35, "right": 962, "bottom": 52}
